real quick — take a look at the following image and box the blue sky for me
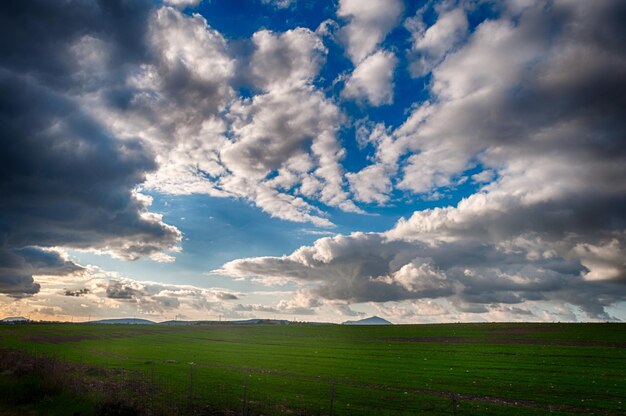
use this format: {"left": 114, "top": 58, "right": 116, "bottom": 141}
{"left": 66, "top": 0, "right": 491, "bottom": 283}
{"left": 1, "top": 0, "right": 625, "bottom": 323}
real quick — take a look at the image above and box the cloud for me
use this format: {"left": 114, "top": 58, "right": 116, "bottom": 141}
{"left": 573, "top": 240, "right": 626, "bottom": 282}
{"left": 470, "top": 169, "right": 495, "bottom": 184}
{"left": 260, "top": 0, "right": 295, "bottom": 10}
{"left": 93, "top": 10, "right": 360, "bottom": 225}
{"left": 132, "top": 11, "right": 365, "bottom": 224}
{"left": 0, "top": 0, "right": 182, "bottom": 284}
{"left": 220, "top": 88, "right": 349, "bottom": 226}
{"left": 0, "top": 72, "right": 181, "bottom": 258}
{"left": 337, "top": 0, "right": 404, "bottom": 64}
{"left": 0, "top": 0, "right": 154, "bottom": 83}
{"left": 276, "top": 290, "right": 322, "bottom": 315}
{"left": 374, "top": 300, "right": 450, "bottom": 322}
{"left": 347, "top": 164, "right": 392, "bottom": 204}
{"left": 219, "top": 27, "right": 364, "bottom": 221}
{"left": 164, "top": 0, "right": 203, "bottom": 8}
{"left": 216, "top": 292, "right": 239, "bottom": 300}
{"left": 215, "top": 0, "right": 626, "bottom": 320}
{"left": 0, "top": 263, "right": 245, "bottom": 321}
{"left": 231, "top": 291, "right": 322, "bottom": 316}
{"left": 345, "top": 123, "right": 400, "bottom": 205}
{"left": 117, "top": 5, "right": 236, "bottom": 196}
{"left": 0, "top": 259, "right": 333, "bottom": 322}
{"left": 106, "top": 280, "right": 144, "bottom": 300}
{"left": 0, "top": 248, "right": 83, "bottom": 297}
{"left": 147, "top": 7, "right": 235, "bottom": 111}
{"left": 0, "top": 0, "right": 359, "bottom": 287}
{"left": 3, "top": 0, "right": 626, "bottom": 321}
{"left": 234, "top": 303, "right": 279, "bottom": 313}
{"left": 342, "top": 50, "right": 397, "bottom": 106}
{"left": 216, "top": 26, "right": 364, "bottom": 221}
{"left": 218, "top": 232, "right": 452, "bottom": 303}
{"left": 386, "top": 0, "right": 626, "bottom": 253}
{"left": 406, "top": 7, "right": 469, "bottom": 77}
{"left": 217, "top": 230, "right": 625, "bottom": 320}
{"left": 249, "top": 28, "right": 327, "bottom": 92}
{"left": 100, "top": 277, "right": 241, "bottom": 315}
{"left": 1, "top": 1, "right": 374, "bottom": 233}
{"left": 332, "top": 303, "right": 366, "bottom": 317}
{"left": 0, "top": 251, "right": 41, "bottom": 297}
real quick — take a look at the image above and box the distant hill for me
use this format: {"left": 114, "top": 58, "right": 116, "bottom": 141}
{"left": 89, "top": 318, "right": 155, "bottom": 325}
{"left": 342, "top": 316, "right": 392, "bottom": 325}
{"left": 159, "top": 320, "right": 197, "bottom": 325}
{"left": 86, "top": 318, "right": 331, "bottom": 325}
{"left": 232, "top": 318, "right": 290, "bottom": 325}
{"left": 0, "top": 316, "right": 30, "bottom": 324}
{"left": 159, "top": 319, "right": 291, "bottom": 325}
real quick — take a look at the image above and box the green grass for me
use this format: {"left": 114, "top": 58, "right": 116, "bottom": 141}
{"left": 0, "top": 372, "right": 95, "bottom": 415}
{"left": 1, "top": 322, "right": 625, "bottom": 415}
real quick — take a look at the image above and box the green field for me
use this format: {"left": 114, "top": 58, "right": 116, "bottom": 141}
{"left": 0, "top": 323, "right": 625, "bottom": 415}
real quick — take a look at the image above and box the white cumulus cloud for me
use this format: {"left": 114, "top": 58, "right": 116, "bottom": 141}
{"left": 337, "top": 0, "right": 404, "bottom": 64}
{"left": 342, "top": 50, "right": 397, "bottom": 106}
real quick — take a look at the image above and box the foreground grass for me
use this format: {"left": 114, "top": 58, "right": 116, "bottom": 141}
{"left": 0, "top": 372, "right": 94, "bottom": 415}
{"left": 0, "top": 322, "right": 624, "bottom": 415}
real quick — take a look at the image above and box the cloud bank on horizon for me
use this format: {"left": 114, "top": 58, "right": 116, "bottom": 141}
{"left": 1, "top": 0, "right": 625, "bottom": 322}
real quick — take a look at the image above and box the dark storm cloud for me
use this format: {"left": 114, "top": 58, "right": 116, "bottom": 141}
{"left": 0, "top": 247, "right": 83, "bottom": 298}
{"left": 0, "top": 0, "right": 152, "bottom": 90}
{"left": 0, "top": 250, "right": 41, "bottom": 297}
{"left": 0, "top": 73, "right": 180, "bottom": 255}
{"left": 15, "top": 247, "right": 84, "bottom": 276}
{"left": 0, "top": 0, "right": 180, "bottom": 295}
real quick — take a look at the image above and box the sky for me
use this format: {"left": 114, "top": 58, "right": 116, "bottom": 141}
{"left": 1, "top": 0, "right": 625, "bottom": 323}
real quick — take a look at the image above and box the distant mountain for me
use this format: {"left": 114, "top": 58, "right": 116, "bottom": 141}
{"left": 0, "top": 316, "right": 30, "bottom": 324}
{"left": 342, "top": 316, "right": 392, "bottom": 325}
{"left": 89, "top": 318, "right": 155, "bottom": 325}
